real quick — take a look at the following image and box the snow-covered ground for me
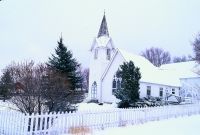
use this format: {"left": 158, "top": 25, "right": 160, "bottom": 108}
{"left": 0, "top": 100, "right": 18, "bottom": 111}
{"left": 77, "top": 103, "right": 117, "bottom": 111}
{"left": 93, "top": 115, "right": 200, "bottom": 135}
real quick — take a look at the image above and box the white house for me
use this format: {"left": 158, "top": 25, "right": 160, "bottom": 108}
{"left": 160, "top": 61, "right": 200, "bottom": 102}
{"left": 88, "top": 14, "right": 200, "bottom": 103}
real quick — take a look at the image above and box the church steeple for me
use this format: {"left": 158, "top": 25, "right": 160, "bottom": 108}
{"left": 97, "top": 12, "right": 109, "bottom": 38}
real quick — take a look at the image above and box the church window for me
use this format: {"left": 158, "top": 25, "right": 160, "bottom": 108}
{"left": 112, "top": 75, "right": 122, "bottom": 94}
{"left": 91, "top": 81, "right": 97, "bottom": 99}
{"left": 106, "top": 49, "right": 111, "bottom": 60}
{"left": 117, "top": 79, "right": 121, "bottom": 89}
{"left": 112, "top": 79, "right": 116, "bottom": 89}
{"left": 147, "top": 86, "right": 151, "bottom": 97}
{"left": 94, "top": 49, "right": 98, "bottom": 59}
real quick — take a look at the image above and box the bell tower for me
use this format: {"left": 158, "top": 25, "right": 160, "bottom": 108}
{"left": 88, "top": 13, "right": 116, "bottom": 102}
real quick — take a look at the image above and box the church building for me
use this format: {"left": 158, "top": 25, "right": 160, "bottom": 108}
{"left": 88, "top": 14, "right": 200, "bottom": 103}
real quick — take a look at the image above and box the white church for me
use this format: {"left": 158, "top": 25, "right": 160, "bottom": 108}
{"left": 88, "top": 14, "right": 200, "bottom": 103}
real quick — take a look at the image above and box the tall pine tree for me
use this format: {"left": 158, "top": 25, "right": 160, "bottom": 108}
{"left": 114, "top": 61, "right": 141, "bottom": 108}
{"left": 0, "top": 70, "right": 13, "bottom": 102}
{"left": 47, "top": 36, "right": 83, "bottom": 90}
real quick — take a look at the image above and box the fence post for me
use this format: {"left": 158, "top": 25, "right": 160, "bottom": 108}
{"left": 118, "top": 109, "right": 122, "bottom": 127}
{"left": 23, "top": 114, "right": 29, "bottom": 135}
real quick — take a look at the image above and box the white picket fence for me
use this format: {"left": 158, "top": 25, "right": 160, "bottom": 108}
{"left": 1, "top": 104, "right": 200, "bottom": 135}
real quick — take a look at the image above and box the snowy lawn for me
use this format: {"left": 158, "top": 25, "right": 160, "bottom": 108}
{"left": 93, "top": 115, "right": 200, "bottom": 135}
{"left": 0, "top": 100, "right": 19, "bottom": 111}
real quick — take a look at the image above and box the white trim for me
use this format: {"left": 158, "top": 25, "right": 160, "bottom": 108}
{"left": 140, "top": 81, "right": 181, "bottom": 88}
{"left": 89, "top": 38, "right": 97, "bottom": 51}
{"left": 90, "top": 37, "right": 116, "bottom": 51}
{"left": 101, "top": 49, "right": 125, "bottom": 80}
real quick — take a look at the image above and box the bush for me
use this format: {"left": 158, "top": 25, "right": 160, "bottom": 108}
{"left": 118, "top": 100, "right": 131, "bottom": 108}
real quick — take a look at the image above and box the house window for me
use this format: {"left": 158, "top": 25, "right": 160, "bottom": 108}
{"left": 106, "top": 49, "right": 111, "bottom": 60}
{"left": 159, "top": 88, "right": 163, "bottom": 97}
{"left": 172, "top": 88, "right": 175, "bottom": 95}
{"left": 91, "top": 81, "right": 97, "bottom": 99}
{"left": 94, "top": 49, "right": 98, "bottom": 59}
{"left": 112, "top": 75, "right": 122, "bottom": 94}
{"left": 147, "top": 86, "right": 151, "bottom": 97}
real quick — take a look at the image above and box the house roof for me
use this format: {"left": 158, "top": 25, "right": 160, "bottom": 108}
{"left": 160, "top": 61, "right": 200, "bottom": 79}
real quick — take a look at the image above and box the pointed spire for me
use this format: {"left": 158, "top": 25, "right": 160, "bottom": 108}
{"left": 97, "top": 12, "right": 109, "bottom": 38}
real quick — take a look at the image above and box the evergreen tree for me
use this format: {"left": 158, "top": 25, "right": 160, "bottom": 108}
{"left": 0, "top": 70, "right": 13, "bottom": 102}
{"left": 114, "top": 61, "right": 141, "bottom": 108}
{"left": 47, "top": 36, "right": 83, "bottom": 90}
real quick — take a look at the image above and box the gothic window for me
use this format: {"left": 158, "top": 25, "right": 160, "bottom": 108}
{"left": 91, "top": 81, "right": 97, "bottom": 99}
{"left": 117, "top": 79, "right": 121, "bottom": 89}
{"left": 112, "top": 79, "right": 116, "bottom": 90}
{"left": 112, "top": 75, "right": 122, "bottom": 94}
{"left": 106, "top": 49, "right": 111, "bottom": 60}
{"left": 94, "top": 49, "right": 98, "bottom": 59}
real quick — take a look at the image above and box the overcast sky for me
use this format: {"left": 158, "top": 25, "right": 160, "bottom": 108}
{"left": 0, "top": 0, "right": 200, "bottom": 71}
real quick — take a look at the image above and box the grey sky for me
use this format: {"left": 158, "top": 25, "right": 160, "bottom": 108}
{"left": 0, "top": 0, "right": 200, "bottom": 71}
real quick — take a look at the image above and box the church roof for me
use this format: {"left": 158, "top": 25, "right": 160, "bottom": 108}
{"left": 118, "top": 49, "right": 181, "bottom": 87}
{"left": 101, "top": 49, "right": 185, "bottom": 87}
{"left": 97, "top": 13, "right": 109, "bottom": 38}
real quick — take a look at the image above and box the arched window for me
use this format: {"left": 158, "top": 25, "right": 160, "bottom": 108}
{"left": 91, "top": 81, "right": 97, "bottom": 99}
{"left": 112, "top": 75, "right": 123, "bottom": 94}
{"left": 112, "top": 79, "right": 116, "bottom": 91}
{"left": 117, "top": 79, "right": 121, "bottom": 89}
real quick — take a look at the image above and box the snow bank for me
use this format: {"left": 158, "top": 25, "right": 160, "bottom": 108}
{"left": 0, "top": 100, "right": 19, "bottom": 111}
{"left": 95, "top": 115, "right": 200, "bottom": 135}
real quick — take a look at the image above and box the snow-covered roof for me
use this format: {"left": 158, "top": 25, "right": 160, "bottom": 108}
{"left": 96, "top": 36, "right": 110, "bottom": 47}
{"left": 90, "top": 36, "right": 115, "bottom": 51}
{"left": 118, "top": 49, "right": 181, "bottom": 87}
{"left": 160, "top": 61, "right": 200, "bottom": 79}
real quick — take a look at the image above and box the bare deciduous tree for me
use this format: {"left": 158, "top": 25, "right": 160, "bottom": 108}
{"left": 3, "top": 60, "right": 85, "bottom": 114}
{"left": 173, "top": 55, "right": 192, "bottom": 63}
{"left": 141, "top": 47, "right": 171, "bottom": 67}
{"left": 173, "top": 56, "right": 187, "bottom": 63}
{"left": 193, "top": 33, "right": 200, "bottom": 63}
{"left": 5, "top": 61, "right": 46, "bottom": 114}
